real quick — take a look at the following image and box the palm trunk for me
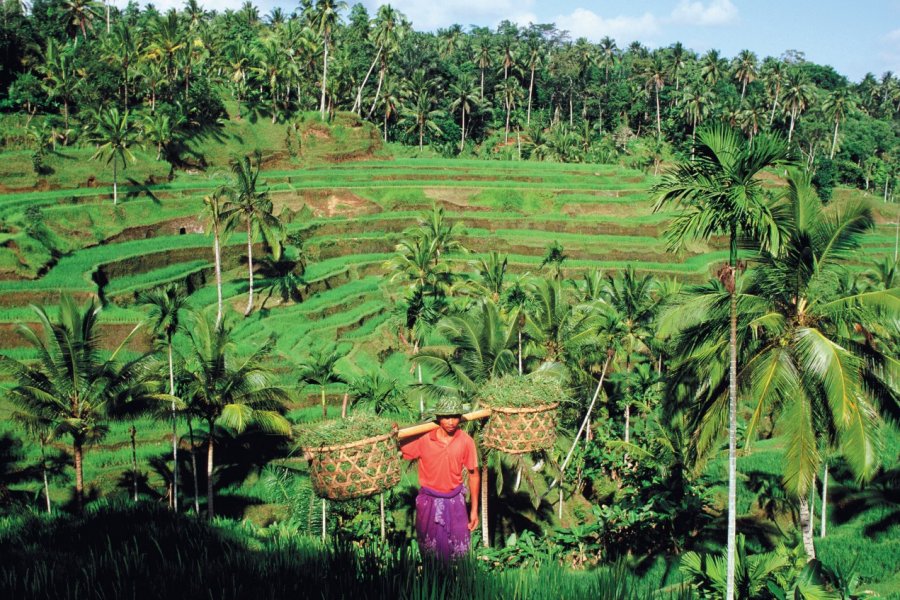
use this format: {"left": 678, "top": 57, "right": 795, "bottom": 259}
{"left": 321, "top": 385, "right": 327, "bottom": 418}
{"left": 319, "top": 35, "right": 329, "bottom": 120}
{"left": 419, "top": 122, "right": 424, "bottom": 150}
{"left": 341, "top": 392, "right": 349, "bottom": 419}
{"left": 244, "top": 219, "right": 254, "bottom": 316}
{"left": 460, "top": 109, "right": 466, "bottom": 152}
{"left": 820, "top": 463, "right": 828, "bottom": 538}
{"left": 480, "top": 69, "right": 484, "bottom": 100}
{"left": 369, "top": 67, "right": 384, "bottom": 118}
{"left": 206, "top": 425, "right": 215, "bottom": 518}
{"left": 518, "top": 329, "right": 523, "bottom": 374}
{"left": 354, "top": 46, "right": 381, "bottom": 114}
{"left": 725, "top": 245, "right": 739, "bottom": 600}
{"left": 213, "top": 227, "right": 223, "bottom": 328}
{"left": 73, "top": 436, "right": 84, "bottom": 514}
{"left": 505, "top": 100, "right": 510, "bottom": 145}
{"left": 624, "top": 404, "right": 631, "bottom": 444}
{"left": 769, "top": 86, "right": 780, "bottom": 126}
{"left": 188, "top": 417, "right": 200, "bottom": 514}
{"left": 131, "top": 423, "right": 138, "bottom": 502}
{"left": 169, "top": 343, "right": 178, "bottom": 511}
{"left": 655, "top": 86, "right": 661, "bottom": 140}
{"left": 830, "top": 119, "right": 839, "bottom": 159}
{"left": 481, "top": 463, "right": 489, "bottom": 547}
{"left": 527, "top": 66, "right": 535, "bottom": 125}
{"left": 788, "top": 109, "right": 796, "bottom": 143}
{"left": 380, "top": 492, "right": 386, "bottom": 540}
{"left": 40, "top": 436, "right": 51, "bottom": 514}
{"left": 113, "top": 159, "right": 118, "bottom": 205}
{"left": 799, "top": 495, "right": 816, "bottom": 559}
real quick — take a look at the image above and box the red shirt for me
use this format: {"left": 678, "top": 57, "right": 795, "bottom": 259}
{"left": 401, "top": 429, "right": 478, "bottom": 492}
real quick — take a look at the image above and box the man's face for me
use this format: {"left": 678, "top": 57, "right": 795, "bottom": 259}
{"left": 438, "top": 416, "right": 461, "bottom": 435}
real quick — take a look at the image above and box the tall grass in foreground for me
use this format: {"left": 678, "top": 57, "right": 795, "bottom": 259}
{"left": 0, "top": 501, "right": 690, "bottom": 599}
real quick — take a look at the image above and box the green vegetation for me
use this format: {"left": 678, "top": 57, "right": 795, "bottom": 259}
{"left": 0, "top": 2, "right": 897, "bottom": 598}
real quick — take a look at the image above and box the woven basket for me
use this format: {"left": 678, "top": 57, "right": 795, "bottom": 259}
{"left": 307, "top": 431, "right": 401, "bottom": 501}
{"left": 482, "top": 403, "right": 559, "bottom": 454}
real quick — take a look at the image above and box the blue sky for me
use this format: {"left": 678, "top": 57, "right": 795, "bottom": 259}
{"left": 133, "top": 0, "right": 899, "bottom": 82}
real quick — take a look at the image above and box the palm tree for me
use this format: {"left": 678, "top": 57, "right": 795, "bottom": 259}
{"left": 202, "top": 191, "right": 229, "bottom": 328}
{"left": 449, "top": 74, "right": 480, "bottom": 152}
{"left": 139, "top": 284, "right": 188, "bottom": 510}
{"left": 89, "top": 107, "right": 140, "bottom": 205}
{"left": 644, "top": 55, "right": 666, "bottom": 140}
{"left": 63, "top": 0, "right": 100, "bottom": 40}
{"left": 312, "top": 0, "right": 346, "bottom": 120}
{"left": 103, "top": 20, "right": 141, "bottom": 107}
{"left": 681, "top": 85, "right": 714, "bottom": 159}
{"left": 733, "top": 50, "right": 758, "bottom": 102}
{"left": 0, "top": 295, "right": 145, "bottom": 513}
{"left": 701, "top": 49, "right": 724, "bottom": 86}
{"left": 473, "top": 252, "right": 508, "bottom": 302}
{"left": 496, "top": 77, "right": 523, "bottom": 144}
{"left": 603, "top": 266, "right": 659, "bottom": 443}
{"left": 525, "top": 277, "right": 600, "bottom": 365}
{"left": 782, "top": 71, "right": 815, "bottom": 143}
{"left": 401, "top": 75, "right": 444, "bottom": 151}
{"left": 761, "top": 58, "right": 786, "bottom": 127}
{"left": 297, "top": 344, "right": 347, "bottom": 418}
{"left": 39, "top": 40, "right": 78, "bottom": 133}
{"left": 667, "top": 42, "right": 687, "bottom": 98}
{"left": 475, "top": 35, "right": 492, "bottom": 100}
{"left": 142, "top": 112, "right": 184, "bottom": 161}
{"left": 822, "top": 88, "right": 857, "bottom": 159}
{"left": 653, "top": 125, "right": 793, "bottom": 600}
{"left": 182, "top": 314, "right": 291, "bottom": 518}
{"left": 523, "top": 38, "right": 543, "bottom": 123}
{"left": 412, "top": 203, "right": 465, "bottom": 267}
{"left": 360, "top": 3, "right": 405, "bottom": 117}
{"left": 670, "top": 172, "right": 893, "bottom": 560}
{"left": 221, "top": 152, "right": 284, "bottom": 317}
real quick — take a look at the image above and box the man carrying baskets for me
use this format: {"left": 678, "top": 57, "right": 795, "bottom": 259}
{"left": 401, "top": 397, "right": 480, "bottom": 561}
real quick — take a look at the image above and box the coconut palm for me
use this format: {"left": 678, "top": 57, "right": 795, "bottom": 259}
{"left": 202, "top": 190, "right": 229, "bottom": 327}
{"left": 473, "top": 252, "right": 508, "bottom": 302}
{"left": 360, "top": 3, "right": 405, "bottom": 117}
{"left": 681, "top": 85, "right": 714, "bottom": 159}
{"left": 701, "top": 49, "right": 725, "bottom": 86}
{"left": 142, "top": 112, "right": 184, "bottom": 161}
{"left": 822, "top": 88, "right": 857, "bottom": 159}
{"left": 525, "top": 278, "right": 600, "bottom": 366}
{"left": 139, "top": 284, "right": 189, "bottom": 510}
{"left": 63, "top": 0, "right": 101, "bottom": 40}
{"left": 102, "top": 20, "right": 142, "bottom": 107}
{"left": 761, "top": 58, "right": 786, "bottom": 126}
{"left": 312, "top": 0, "right": 346, "bottom": 120}
{"left": 449, "top": 74, "right": 481, "bottom": 152}
{"left": 736, "top": 172, "right": 892, "bottom": 557}
{"left": 297, "top": 344, "right": 347, "bottom": 418}
{"left": 39, "top": 40, "right": 78, "bottom": 133}
{"left": 782, "top": 71, "right": 815, "bottom": 143}
{"left": 522, "top": 37, "right": 543, "bottom": 124}
{"left": 221, "top": 152, "right": 284, "bottom": 317}
{"left": 182, "top": 314, "right": 291, "bottom": 518}
{"left": 413, "top": 299, "right": 517, "bottom": 401}
{"left": 733, "top": 50, "right": 758, "bottom": 103}
{"left": 653, "top": 124, "right": 793, "bottom": 600}
{"left": 603, "top": 266, "right": 659, "bottom": 443}
{"left": 475, "top": 35, "right": 492, "bottom": 100}
{"left": 401, "top": 81, "right": 444, "bottom": 151}
{"left": 88, "top": 107, "right": 140, "bottom": 205}
{"left": 496, "top": 77, "right": 523, "bottom": 144}
{"left": 644, "top": 55, "right": 666, "bottom": 140}
{"left": 411, "top": 203, "right": 465, "bottom": 267}
{"left": 0, "top": 295, "right": 147, "bottom": 513}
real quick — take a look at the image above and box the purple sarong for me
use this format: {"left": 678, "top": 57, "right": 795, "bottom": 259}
{"left": 415, "top": 484, "right": 470, "bottom": 560}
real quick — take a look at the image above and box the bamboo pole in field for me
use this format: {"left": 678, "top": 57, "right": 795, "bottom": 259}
{"left": 396, "top": 409, "right": 492, "bottom": 440}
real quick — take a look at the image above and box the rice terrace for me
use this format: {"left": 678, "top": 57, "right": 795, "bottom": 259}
{"left": 0, "top": 1, "right": 897, "bottom": 599}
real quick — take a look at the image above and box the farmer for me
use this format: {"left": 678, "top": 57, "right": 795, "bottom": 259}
{"left": 401, "top": 397, "right": 480, "bottom": 560}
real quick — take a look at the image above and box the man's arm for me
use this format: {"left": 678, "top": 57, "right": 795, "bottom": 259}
{"left": 467, "top": 467, "right": 480, "bottom": 532}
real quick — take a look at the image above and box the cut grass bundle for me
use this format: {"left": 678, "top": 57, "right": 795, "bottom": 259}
{"left": 299, "top": 415, "right": 401, "bottom": 500}
{"left": 479, "top": 374, "right": 566, "bottom": 455}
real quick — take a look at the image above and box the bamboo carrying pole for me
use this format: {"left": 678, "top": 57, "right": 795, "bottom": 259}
{"left": 396, "top": 409, "right": 492, "bottom": 440}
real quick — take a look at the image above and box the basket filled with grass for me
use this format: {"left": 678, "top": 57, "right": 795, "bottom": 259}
{"left": 478, "top": 374, "right": 565, "bottom": 455}
{"left": 299, "top": 415, "right": 401, "bottom": 501}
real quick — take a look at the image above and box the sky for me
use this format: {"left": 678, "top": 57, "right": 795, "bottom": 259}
{"left": 124, "top": 0, "right": 900, "bottom": 82}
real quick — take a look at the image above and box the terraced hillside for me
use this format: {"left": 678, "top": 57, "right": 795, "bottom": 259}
{"left": 1, "top": 154, "right": 897, "bottom": 510}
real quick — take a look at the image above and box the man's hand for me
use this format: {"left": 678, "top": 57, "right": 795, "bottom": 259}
{"left": 468, "top": 511, "right": 480, "bottom": 532}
